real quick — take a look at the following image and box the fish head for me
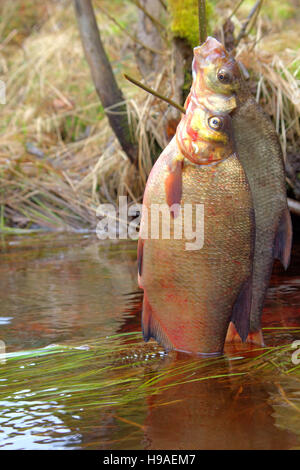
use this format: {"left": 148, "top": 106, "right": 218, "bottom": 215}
{"left": 176, "top": 103, "right": 235, "bottom": 165}
{"left": 192, "top": 37, "right": 243, "bottom": 112}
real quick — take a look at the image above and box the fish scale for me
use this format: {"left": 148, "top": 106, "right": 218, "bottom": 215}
{"left": 139, "top": 135, "right": 254, "bottom": 355}
{"left": 232, "top": 98, "right": 289, "bottom": 331}
{"left": 187, "top": 37, "right": 292, "bottom": 343}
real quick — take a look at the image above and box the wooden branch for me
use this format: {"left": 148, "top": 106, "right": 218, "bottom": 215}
{"left": 73, "top": 0, "right": 137, "bottom": 165}
{"left": 158, "top": 0, "right": 167, "bottom": 10}
{"left": 227, "top": 0, "right": 246, "bottom": 21}
{"left": 198, "top": 0, "right": 207, "bottom": 45}
{"left": 98, "top": 5, "right": 164, "bottom": 55}
{"left": 129, "top": 0, "right": 168, "bottom": 40}
{"left": 124, "top": 73, "right": 186, "bottom": 114}
{"left": 235, "top": 0, "right": 263, "bottom": 46}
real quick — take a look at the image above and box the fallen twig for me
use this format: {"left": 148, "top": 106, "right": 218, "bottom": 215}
{"left": 124, "top": 73, "right": 186, "bottom": 114}
{"left": 129, "top": 0, "right": 168, "bottom": 40}
{"left": 198, "top": 0, "right": 207, "bottom": 45}
{"left": 235, "top": 0, "right": 263, "bottom": 46}
{"left": 98, "top": 5, "right": 165, "bottom": 56}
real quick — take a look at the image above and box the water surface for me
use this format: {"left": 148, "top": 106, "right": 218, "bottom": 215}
{"left": 0, "top": 232, "right": 299, "bottom": 449}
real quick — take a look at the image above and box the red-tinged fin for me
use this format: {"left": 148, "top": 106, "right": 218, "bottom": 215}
{"left": 226, "top": 322, "right": 265, "bottom": 347}
{"left": 230, "top": 276, "right": 252, "bottom": 342}
{"left": 246, "top": 329, "right": 265, "bottom": 347}
{"left": 142, "top": 292, "right": 173, "bottom": 350}
{"left": 225, "top": 322, "right": 240, "bottom": 343}
{"left": 164, "top": 159, "right": 183, "bottom": 218}
{"left": 274, "top": 207, "right": 293, "bottom": 270}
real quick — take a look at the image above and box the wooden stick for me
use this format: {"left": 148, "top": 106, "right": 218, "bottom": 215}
{"left": 235, "top": 0, "right": 263, "bottom": 46}
{"left": 198, "top": 0, "right": 207, "bottom": 45}
{"left": 98, "top": 5, "right": 164, "bottom": 55}
{"left": 74, "top": 0, "right": 137, "bottom": 165}
{"left": 227, "top": 0, "right": 246, "bottom": 21}
{"left": 124, "top": 73, "right": 186, "bottom": 114}
{"left": 129, "top": 0, "right": 167, "bottom": 39}
{"left": 158, "top": 0, "right": 167, "bottom": 10}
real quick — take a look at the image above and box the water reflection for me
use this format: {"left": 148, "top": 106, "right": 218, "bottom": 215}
{"left": 143, "top": 356, "right": 298, "bottom": 450}
{"left": 0, "top": 231, "right": 299, "bottom": 449}
{"left": 0, "top": 399, "right": 81, "bottom": 450}
{"left": 0, "top": 234, "right": 138, "bottom": 351}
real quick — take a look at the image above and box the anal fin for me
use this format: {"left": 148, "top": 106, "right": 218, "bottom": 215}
{"left": 142, "top": 292, "right": 173, "bottom": 351}
{"left": 274, "top": 207, "right": 293, "bottom": 270}
{"left": 226, "top": 322, "right": 265, "bottom": 347}
{"left": 247, "top": 329, "right": 265, "bottom": 347}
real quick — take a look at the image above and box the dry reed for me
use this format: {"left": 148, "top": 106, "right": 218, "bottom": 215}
{"left": 0, "top": 0, "right": 299, "bottom": 231}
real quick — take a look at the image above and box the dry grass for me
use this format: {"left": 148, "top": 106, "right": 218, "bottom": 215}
{"left": 235, "top": 17, "right": 300, "bottom": 161}
{"left": 0, "top": 0, "right": 299, "bottom": 231}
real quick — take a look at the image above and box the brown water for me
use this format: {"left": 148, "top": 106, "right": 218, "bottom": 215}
{"left": 0, "top": 231, "right": 299, "bottom": 450}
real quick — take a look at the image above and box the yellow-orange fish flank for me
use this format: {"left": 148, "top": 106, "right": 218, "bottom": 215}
{"left": 138, "top": 103, "right": 255, "bottom": 355}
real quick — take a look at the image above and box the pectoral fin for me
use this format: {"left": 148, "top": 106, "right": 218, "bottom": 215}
{"left": 142, "top": 291, "right": 173, "bottom": 350}
{"left": 164, "top": 155, "right": 183, "bottom": 218}
{"left": 274, "top": 207, "right": 293, "bottom": 270}
{"left": 230, "top": 276, "right": 252, "bottom": 342}
{"left": 246, "top": 329, "right": 265, "bottom": 347}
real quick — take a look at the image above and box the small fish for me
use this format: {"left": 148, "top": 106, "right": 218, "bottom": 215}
{"left": 138, "top": 104, "right": 255, "bottom": 355}
{"left": 176, "top": 99, "right": 234, "bottom": 165}
{"left": 189, "top": 37, "right": 292, "bottom": 346}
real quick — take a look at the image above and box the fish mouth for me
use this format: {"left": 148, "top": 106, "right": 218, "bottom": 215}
{"left": 194, "top": 36, "right": 227, "bottom": 63}
{"left": 190, "top": 89, "right": 238, "bottom": 114}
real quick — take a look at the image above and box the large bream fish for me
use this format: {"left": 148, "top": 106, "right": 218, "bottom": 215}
{"left": 188, "top": 37, "right": 292, "bottom": 345}
{"left": 138, "top": 98, "right": 255, "bottom": 355}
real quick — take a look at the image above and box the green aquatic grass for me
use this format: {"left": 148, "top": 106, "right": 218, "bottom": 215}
{"left": 1, "top": 329, "right": 299, "bottom": 415}
{"left": 1, "top": 329, "right": 300, "bottom": 450}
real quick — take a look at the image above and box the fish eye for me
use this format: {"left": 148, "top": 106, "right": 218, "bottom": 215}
{"left": 208, "top": 116, "right": 223, "bottom": 131}
{"left": 217, "top": 68, "right": 232, "bottom": 84}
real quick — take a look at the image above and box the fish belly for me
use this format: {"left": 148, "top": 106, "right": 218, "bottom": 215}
{"left": 140, "top": 139, "right": 254, "bottom": 354}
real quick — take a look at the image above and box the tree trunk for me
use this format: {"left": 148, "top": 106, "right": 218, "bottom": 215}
{"left": 73, "top": 0, "right": 137, "bottom": 165}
